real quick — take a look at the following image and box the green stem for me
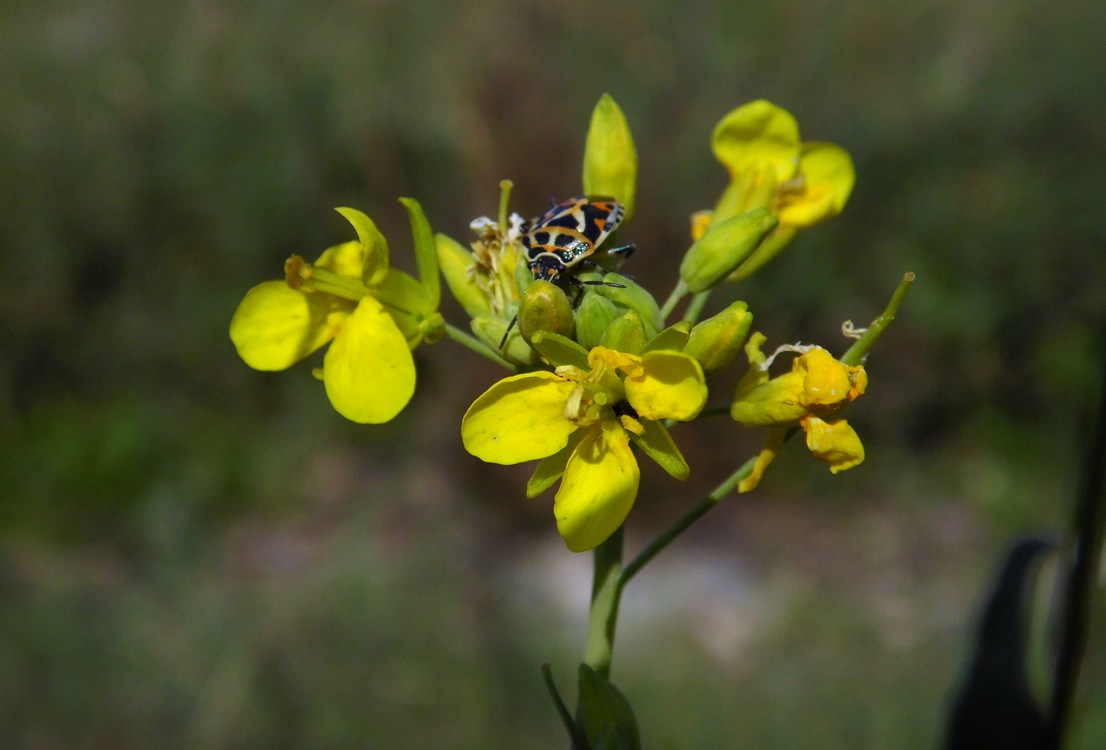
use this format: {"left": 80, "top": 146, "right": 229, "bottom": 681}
{"left": 443, "top": 323, "right": 513, "bottom": 368}
{"left": 498, "top": 179, "right": 514, "bottom": 230}
{"left": 841, "top": 272, "right": 915, "bottom": 366}
{"left": 659, "top": 280, "right": 689, "bottom": 321}
{"left": 683, "top": 290, "right": 712, "bottom": 325}
{"left": 622, "top": 454, "right": 757, "bottom": 586}
{"left": 583, "top": 526, "right": 624, "bottom": 678}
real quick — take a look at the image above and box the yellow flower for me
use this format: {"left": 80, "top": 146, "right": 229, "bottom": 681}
{"left": 697, "top": 100, "right": 855, "bottom": 279}
{"left": 462, "top": 346, "right": 707, "bottom": 551}
{"left": 230, "top": 207, "right": 440, "bottom": 424}
{"left": 731, "top": 334, "right": 866, "bottom": 491}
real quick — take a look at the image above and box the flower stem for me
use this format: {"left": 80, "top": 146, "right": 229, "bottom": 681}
{"left": 583, "top": 450, "right": 777, "bottom": 679}
{"left": 841, "top": 272, "right": 915, "bottom": 366}
{"left": 498, "top": 179, "right": 514, "bottom": 230}
{"left": 683, "top": 290, "right": 712, "bottom": 325}
{"left": 583, "top": 526, "right": 624, "bottom": 678}
{"left": 444, "top": 323, "right": 513, "bottom": 368}
{"left": 659, "top": 280, "right": 689, "bottom": 321}
{"left": 622, "top": 454, "right": 758, "bottom": 586}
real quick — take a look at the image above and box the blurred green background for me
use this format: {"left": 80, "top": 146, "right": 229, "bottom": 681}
{"left": 2, "top": 0, "right": 1104, "bottom": 747}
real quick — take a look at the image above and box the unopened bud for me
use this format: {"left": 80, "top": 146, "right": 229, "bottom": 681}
{"left": 518, "top": 280, "right": 575, "bottom": 345}
{"left": 679, "top": 208, "right": 778, "bottom": 293}
{"left": 593, "top": 273, "right": 663, "bottom": 336}
{"left": 600, "top": 309, "right": 647, "bottom": 355}
{"left": 685, "top": 301, "right": 753, "bottom": 376}
{"left": 582, "top": 94, "right": 638, "bottom": 220}
{"left": 575, "top": 292, "right": 620, "bottom": 350}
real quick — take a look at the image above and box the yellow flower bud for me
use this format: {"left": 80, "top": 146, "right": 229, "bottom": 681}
{"left": 518, "top": 280, "right": 575, "bottom": 345}
{"left": 679, "top": 208, "right": 778, "bottom": 293}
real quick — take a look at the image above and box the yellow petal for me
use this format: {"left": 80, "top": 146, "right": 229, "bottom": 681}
{"left": 322, "top": 295, "right": 415, "bottom": 424}
{"left": 802, "top": 416, "right": 865, "bottom": 473}
{"left": 554, "top": 421, "right": 640, "bottom": 552}
{"left": 230, "top": 280, "right": 345, "bottom": 370}
{"left": 461, "top": 372, "right": 578, "bottom": 464}
{"left": 625, "top": 351, "right": 707, "bottom": 421}
{"left": 712, "top": 100, "right": 800, "bottom": 182}
{"left": 314, "top": 240, "right": 365, "bottom": 278}
{"left": 777, "top": 142, "right": 856, "bottom": 228}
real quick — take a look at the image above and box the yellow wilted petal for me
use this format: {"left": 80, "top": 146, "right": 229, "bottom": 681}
{"left": 230, "top": 280, "right": 344, "bottom": 370}
{"left": 554, "top": 421, "right": 640, "bottom": 552}
{"left": 712, "top": 100, "right": 800, "bottom": 182}
{"left": 462, "top": 372, "right": 578, "bottom": 464}
{"left": 802, "top": 416, "right": 865, "bottom": 473}
{"left": 322, "top": 295, "right": 415, "bottom": 424}
{"left": 798, "top": 347, "right": 867, "bottom": 407}
{"left": 777, "top": 142, "right": 856, "bottom": 228}
{"left": 730, "top": 369, "right": 808, "bottom": 426}
{"left": 625, "top": 351, "right": 707, "bottom": 421}
{"left": 737, "top": 429, "right": 787, "bottom": 493}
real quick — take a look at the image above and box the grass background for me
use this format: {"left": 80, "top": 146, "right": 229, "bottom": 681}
{"left": 2, "top": 0, "right": 1104, "bottom": 747}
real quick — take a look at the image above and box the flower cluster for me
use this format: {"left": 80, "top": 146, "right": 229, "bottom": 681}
{"left": 230, "top": 94, "right": 904, "bottom": 553}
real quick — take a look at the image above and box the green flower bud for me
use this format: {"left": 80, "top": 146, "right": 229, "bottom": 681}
{"left": 592, "top": 272, "right": 663, "bottom": 336}
{"left": 600, "top": 309, "right": 647, "bottom": 354}
{"left": 685, "top": 301, "right": 753, "bottom": 376}
{"left": 583, "top": 94, "right": 638, "bottom": 220}
{"left": 575, "top": 292, "right": 620, "bottom": 350}
{"left": 727, "top": 225, "right": 796, "bottom": 281}
{"left": 679, "top": 208, "right": 778, "bottom": 293}
{"left": 518, "top": 280, "right": 574, "bottom": 345}
{"left": 436, "top": 233, "right": 490, "bottom": 318}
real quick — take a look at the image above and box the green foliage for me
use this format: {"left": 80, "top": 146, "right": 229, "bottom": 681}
{"left": 2, "top": 0, "right": 1104, "bottom": 746}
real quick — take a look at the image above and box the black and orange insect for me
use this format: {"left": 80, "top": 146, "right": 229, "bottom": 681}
{"left": 501, "top": 196, "right": 635, "bottom": 348}
{"left": 520, "top": 196, "right": 634, "bottom": 283}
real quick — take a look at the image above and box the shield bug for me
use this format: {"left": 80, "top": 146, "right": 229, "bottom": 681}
{"left": 501, "top": 196, "right": 635, "bottom": 348}
{"left": 520, "top": 196, "right": 635, "bottom": 283}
